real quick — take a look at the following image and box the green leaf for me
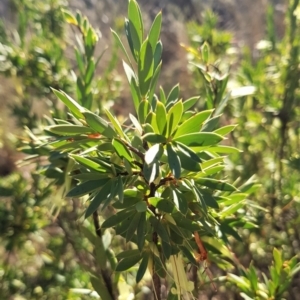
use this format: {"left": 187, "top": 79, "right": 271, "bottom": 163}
{"left": 153, "top": 254, "right": 167, "bottom": 278}
{"left": 172, "top": 188, "right": 188, "bottom": 214}
{"left": 112, "top": 139, "right": 133, "bottom": 161}
{"left": 147, "top": 112, "right": 160, "bottom": 134}
{"left": 179, "top": 245, "right": 197, "bottom": 265}
{"left": 70, "top": 155, "right": 107, "bottom": 173}
{"left": 124, "top": 18, "right": 136, "bottom": 61}
{"left": 214, "top": 92, "right": 231, "bottom": 116}
{"left": 153, "top": 41, "right": 163, "bottom": 70}
{"left": 47, "top": 125, "right": 93, "bottom": 136}
{"left": 116, "top": 176, "right": 124, "bottom": 203}
{"left": 149, "top": 62, "right": 162, "bottom": 105}
{"left": 171, "top": 212, "right": 201, "bottom": 231}
{"left": 208, "top": 146, "right": 241, "bottom": 154}
{"left": 85, "top": 180, "right": 114, "bottom": 218}
{"left": 75, "top": 48, "right": 85, "bottom": 76}
{"left": 167, "top": 100, "right": 183, "bottom": 136}
{"left": 167, "top": 144, "right": 181, "bottom": 179}
{"left": 183, "top": 96, "right": 200, "bottom": 111}
{"left": 128, "top": 0, "right": 143, "bottom": 59}
{"left": 145, "top": 144, "right": 164, "bottom": 165}
{"left": 138, "top": 99, "right": 150, "bottom": 124}
{"left": 273, "top": 248, "right": 282, "bottom": 274}
{"left": 137, "top": 212, "right": 146, "bottom": 250}
{"left": 196, "top": 178, "right": 237, "bottom": 191}
{"left": 214, "top": 125, "right": 237, "bottom": 136}
{"left": 143, "top": 123, "right": 154, "bottom": 134}
{"left": 62, "top": 9, "right": 78, "bottom": 25}
{"left": 166, "top": 84, "right": 180, "bottom": 107}
{"left": 220, "top": 202, "right": 244, "bottom": 218}
{"left": 202, "top": 42, "right": 209, "bottom": 63}
{"left": 102, "top": 208, "right": 135, "bottom": 229}
{"left": 200, "top": 165, "right": 225, "bottom": 177}
{"left": 135, "top": 201, "right": 147, "bottom": 212}
{"left": 83, "top": 111, "right": 116, "bottom": 138}
{"left": 90, "top": 276, "right": 113, "bottom": 300}
{"left": 105, "top": 109, "right": 126, "bottom": 139}
{"left": 111, "top": 29, "right": 132, "bottom": 66}
{"left": 66, "top": 179, "right": 108, "bottom": 197}
{"left": 156, "top": 101, "right": 167, "bottom": 134}
{"left": 149, "top": 216, "right": 170, "bottom": 242}
{"left": 138, "top": 39, "right": 154, "bottom": 96}
{"left": 149, "top": 197, "right": 163, "bottom": 207}
{"left": 148, "top": 12, "right": 162, "bottom": 51}
{"left": 192, "top": 186, "right": 207, "bottom": 214}
{"left": 123, "top": 61, "right": 141, "bottom": 113}
{"left": 156, "top": 199, "right": 175, "bottom": 213}
{"left": 176, "top": 146, "right": 201, "bottom": 172}
{"left": 200, "top": 190, "right": 219, "bottom": 209}
{"left": 115, "top": 254, "right": 142, "bottom": 272}
{"left": 173, "top": 132, "right": 223, "bottom": 147}
{"left": 174, "top": 110, "right": 213, "bottom": 138}
{"left": 129, "top": 113, "right": 143, "bottom": 134}
{"left": 161, "top": 240, "right": 172, "bottom": 259}
{"left": 125, "top": 212, "right": 141, "bottom": 242}
{"left": 143, "top": 160, "right": 159, "bottom": 183}
{"left": 201, "top": 115, "right": 220, "bottom": 132}
{"left": 169, "top": 228, "right": 184, "bottom": 245}
{"left": 51, "top": 88, "right": 84, "bottom": 119}
{"left": 175, "top": 142, "right": 201, "bottom": 163}
{"left": 136, "top": 252, "right": 149, "bottom": 283}
{"left": 116, "top": 249, "right": 140, "bottom": 260}
{"left": 143, "top": 133, "right": 167, "bottom": 144}
{"left": 159, "top": 86, "right": 167, "bottom": 104}
{"left": 85, "top": 59, "right": 95, "bottom": 85}
{"left": 220, "top": 222, "right": 242, "bottom": 242}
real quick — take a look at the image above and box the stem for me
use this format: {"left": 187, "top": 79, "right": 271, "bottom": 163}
{"left": 92, "top": 211, "right": 116, "bottom": 300}
{"left": 191, "top": 265, "right": 199, "bottom": 298}
{"left": 152, "top": 231, "right": 161, "bottom": 300}
{"left": 122, "top": 139, "right": 145, "bottom": 161}
{"left": 93, "top": 211, "right": 102, "bottom": 237}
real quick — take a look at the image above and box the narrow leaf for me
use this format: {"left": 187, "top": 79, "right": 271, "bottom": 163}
{"left": 83, "top": 111, "right": 116, "bottom": 138}
{"left": 71, "top": 155, "right": 107, "bottom": 173}
{"left": 66, "top": 179, "right": 108, "bottom": 197}
{"left": 174, "top": 110, "right": 213, "bottom": 138}
{"left": 167, "top": 100, "right": 183, "bottom": 137}
{"left": 156, "top": 101, "right": 167, "bottom": 134}
{"left": 183, "top": 96, "right": 200, "bottom": 111}
{"left": 196, "top": 178, "right": 237, "bottom": 191}
{"left": 125, "top": 212, "right": 141, "bottom": 242}
{"left": 85, "top": 180, "right": 113, "bottom": 218}
{"left": 138, "top": 39, "right": 154, "bottom": 96}
{"left": 143, "top": 133, "right": 167, "bottom": 144}
{"left": 174, "top": 132, "right": 223, "bottom": 147}
{"left": 51, "top": 88, "right": 84, "bottom": 119}
{"left": 136, "top": 252, "right": 149, "bottom": 283}
{"left": 145, "top": 144, "right": 164, "bottom": 165}
{"left": 47, "top": 125, "right": 93, "bottom": 136}
{"left": 148, "top": 12, "right": 162, "bottom": 51}
{"left": 111, "top": 29, "right": 132, "bottom": 65}
{"left": 167, "top": 144, "right": 181, "bottom": 179}
{"left": 105, "top": 109, "right": 126, "bottom": 139}
{"left": 115, "top": 254, "right": 142, "bottom": 272}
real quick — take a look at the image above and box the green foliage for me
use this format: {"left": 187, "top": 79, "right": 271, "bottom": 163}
{"left": 1, "top": 0, "right": 300, "bottom": 299}
{"left": 228, "top": 248, "right": 300, "bottom": 300}
{"left": 27, "top": 1, "right": 261, "bottom": 298}
{"left": 184, "top": 0, "right": 300, "bottom": 298}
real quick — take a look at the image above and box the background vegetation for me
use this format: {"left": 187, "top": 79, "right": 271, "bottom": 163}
{"left": 0, "top": 0, "right": 299, "bottom": 299}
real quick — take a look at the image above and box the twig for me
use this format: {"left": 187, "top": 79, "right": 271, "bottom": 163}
{"left": 152, "top": 231, "right": 161, "bottom": 300}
